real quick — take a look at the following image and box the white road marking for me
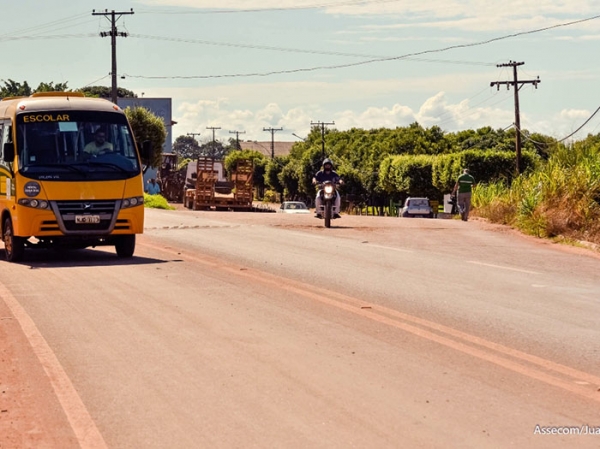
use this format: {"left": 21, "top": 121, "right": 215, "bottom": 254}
{"left": 366, "top": 243, "right": 414, "bottom": 253}
{"left": 467, "top": 261, "right": 541, "bottom": 275}
{"left": 0, "top": 283, "right": 108, "bottom": 449}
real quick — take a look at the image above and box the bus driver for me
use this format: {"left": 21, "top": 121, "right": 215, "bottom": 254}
{"left": 84, "top": 129, "right": 113, "bottom": 157}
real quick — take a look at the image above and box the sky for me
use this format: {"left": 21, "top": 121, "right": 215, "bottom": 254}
{"left": 2, "top": 0, "right": 600, "bottom": 148}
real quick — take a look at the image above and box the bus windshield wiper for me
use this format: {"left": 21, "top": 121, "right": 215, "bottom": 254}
{"left": 24, "top": 163, "right": 87, "bottom": 176}
{"left": 86, "top": 161, "right": 131, "bottom": 174}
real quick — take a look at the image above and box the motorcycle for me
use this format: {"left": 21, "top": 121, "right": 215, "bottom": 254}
{"left": 316, "top": 181, "right": 340, "bottom": 228}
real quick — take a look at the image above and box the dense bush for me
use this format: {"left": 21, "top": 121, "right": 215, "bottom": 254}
{"left": 432, "top": 150, "right": 539, "bottom": 193}
{"left": 379, "top": 154, "right": 440, "bottom": 200}
{"left": 144, "top": 194, "right": 175, "bottom": 210}
{"left": 473, "top": 140, "right": 600, "bottom": 243}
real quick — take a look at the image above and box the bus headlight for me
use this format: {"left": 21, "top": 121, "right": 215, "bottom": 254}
{"left": 121, "top": 196, "right": 144, "bottom": 209}
{"left": 18, "top": 198, "right": 50, "bottom": 209}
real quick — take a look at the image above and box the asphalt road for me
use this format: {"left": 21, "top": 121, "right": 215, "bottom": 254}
{"left": 1, "top": 209, "right": 600, "bottom": 448}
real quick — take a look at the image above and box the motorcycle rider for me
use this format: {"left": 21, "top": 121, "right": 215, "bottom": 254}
{"left": 312, "top": 158, "right": 343, "bottom": 219}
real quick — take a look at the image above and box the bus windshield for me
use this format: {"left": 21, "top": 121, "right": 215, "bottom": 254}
{"left": 15, "top": 111, "right": 140, "bottom": 181}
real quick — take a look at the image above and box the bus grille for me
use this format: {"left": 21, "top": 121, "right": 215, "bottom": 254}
{"left": 53, "top": 200, "right": 118, "bottom": 232}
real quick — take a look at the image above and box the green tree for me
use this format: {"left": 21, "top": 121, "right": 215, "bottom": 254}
{"left": 173, "top": 135, "right": 201, "bottom": 159}
{"left": 1, "top": 79, "right": 33, "bottom": 97}
{"left": 1, "top": 79, "right": 71, "bottom": 98}
{"left": 124, "top": 106, "right": 166, "bottom": 170}
{"left": 79, "top": 85, "right": 137, "bottom": 99}
{"left": 199, "top": 140, "right": 228, "bottom": 159}
{"left": 35, "top": 81, "right": 70, "bottom": 93}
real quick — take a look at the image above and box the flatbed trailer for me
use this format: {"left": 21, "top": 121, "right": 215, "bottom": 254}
{"left": 184, "top": 157, "right": 253, "bottom": 211}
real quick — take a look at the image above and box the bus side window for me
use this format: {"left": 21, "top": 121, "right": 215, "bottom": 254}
{"left": 1, "top": 123, "right": 12, "bottom": 160}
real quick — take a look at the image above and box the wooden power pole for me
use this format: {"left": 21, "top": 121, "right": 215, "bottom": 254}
{"left": 263, "top": 127, "right": 283, "bottom": 159}
{"left": 229, "top": 130, "right": 246, "bottom": 150}
{"left": 311, "top": 120, "right": 335, "bottom": 160}
{"left": 490, "top": 61, "right": 540, "bottom": 174}
{"left": 206, "top": 126, "right": 221, "bottom": 158}
{"left": 93, "top": 9, "right": 134, "bottom": 105}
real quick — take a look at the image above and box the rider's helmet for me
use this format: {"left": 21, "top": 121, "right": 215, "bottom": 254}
{"left": 322, "top": 158, "right": 334, "bottom": 171}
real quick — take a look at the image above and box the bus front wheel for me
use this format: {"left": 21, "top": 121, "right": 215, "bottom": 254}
{"left": 115, "top": 235, "right": 136, "bottom": 258}
{"left": 4, "top": 218, "right": 25, "bottom": 262}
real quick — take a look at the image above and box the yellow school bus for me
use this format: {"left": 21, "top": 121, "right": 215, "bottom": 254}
{"left": 0, "top": 92, "right": 150, "bottom": 262}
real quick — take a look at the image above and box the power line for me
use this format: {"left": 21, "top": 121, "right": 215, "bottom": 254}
{"left": 129, "top": 33, "right": 495, "bottom": 66}
{"left": 0, "top": 12, "right": 90, "bottom": 38}
{"left": 516, "top": 106, "right": 600, "bottom": 145}
{"left": 136, "top": 0, "right": 404, "bottom": 15}
{"left": 435, "top": 93, "right": 512, "bottom": 128}
{"left": 0, "top": 33, "right": 96, "bottom": 42}
{"left": 122, "top": 14, "right": 600, "bottom": 80}
{"left": 80, "top": 74, "right": 111, "bottom": 89}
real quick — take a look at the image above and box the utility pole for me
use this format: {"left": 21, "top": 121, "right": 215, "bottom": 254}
{"left": 490, "top": 61, "right": 540, "bottom": 174}
{"left": 93, "top": 9, "right": 134, "bottom": 105}
{"left": 229, "top": 130, "right": 246, "bottom": 150}
{"left": 311, "top": 120, "right": 335, "bottom": 159}
{"left": 206, "top": 126, "right": 221, "bottom": 158}
{"left": 263, "top": 127, "right": 283, "bottom": 159}
{"left": 186, "top": 133, "right": 201, "bottom": 161}
{"left": 187, "top": 132, "right": 201, "bottom": 155}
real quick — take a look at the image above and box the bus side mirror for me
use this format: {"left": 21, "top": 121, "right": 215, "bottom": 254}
{"left": 3, "top": 143, "right": 14, "bottom": 163}
{"left": 140, "top": 140, "right": 152, "bottom": 160}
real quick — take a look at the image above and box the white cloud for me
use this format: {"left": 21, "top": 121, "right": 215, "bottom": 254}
{"left": 168, "top": 88, "right": 524, "bottom": 142}
{"left": 558, "top": 108, "right": 591, "bottom": 121}
{"left": 140, "top": 0, "right": 600, "bottom": 32}
{"left": 334, "top": 104, "right": 415, "bottom": 130}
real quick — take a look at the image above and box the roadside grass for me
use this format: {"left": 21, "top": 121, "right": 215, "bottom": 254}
{"left": 144, "top": 194, "right": 176, "bottom": 210}
{"left": 472, "top": 144, "right": 600, "bottom": 244}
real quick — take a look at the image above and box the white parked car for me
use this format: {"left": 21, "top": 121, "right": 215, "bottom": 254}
{"left": 400, "top": 197, "right": 434, "bottom": 218}
{"left": 278, "top": 201, "right": 311, "bottom": 214}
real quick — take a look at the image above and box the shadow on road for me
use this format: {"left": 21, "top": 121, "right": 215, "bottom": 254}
{"left": 0, "top": 248, "right": 170, "bottom": 269}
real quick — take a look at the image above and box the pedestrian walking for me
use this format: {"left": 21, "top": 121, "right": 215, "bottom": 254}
{"left": 452, "top": 169, "right": 475, "bottom": 221}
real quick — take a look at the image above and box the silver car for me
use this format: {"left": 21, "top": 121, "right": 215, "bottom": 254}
{"left": 400, "top": 197, "right": 434, "bottom": 218}
{"left": 278, "top": 201, "right": 311, "bottom": 214}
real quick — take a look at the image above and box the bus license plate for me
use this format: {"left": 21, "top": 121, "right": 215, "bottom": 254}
{"left": 75, "top": 215, "right": 100, "bottom": 224}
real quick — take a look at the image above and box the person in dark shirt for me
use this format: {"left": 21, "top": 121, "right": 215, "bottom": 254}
{"left": 312, "top": 158, "right": 343, "bottom": 219}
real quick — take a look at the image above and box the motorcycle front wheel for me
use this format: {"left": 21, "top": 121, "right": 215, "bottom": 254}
{"left": 324, "top": 200, "right": 332, "bottom": 228}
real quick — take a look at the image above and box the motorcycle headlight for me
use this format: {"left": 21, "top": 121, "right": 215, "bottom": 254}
{"left": 324, "top": 185, "right": 334, "bottom": 194}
